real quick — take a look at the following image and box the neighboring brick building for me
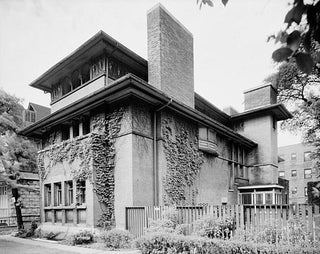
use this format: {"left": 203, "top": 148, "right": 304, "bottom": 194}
{"left": 0, "top": 172, "right": 40, "bottom": 226}
{"left": 0, "top": 102, "right": 47, "bottom": 226}
{"left": 20, "top": 4, "right": 291, "bottom": 232}
{"left": 278, "top": 143, "right": 317, "bottom": 204}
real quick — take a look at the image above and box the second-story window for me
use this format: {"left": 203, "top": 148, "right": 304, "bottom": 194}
{"left": 82, "top": 118, "right": 90, "bottom": 135}
{"left": 61, "top": 125, "right": 70, "bottom": 141}
{"left": 291, "top": 170, "right": 297, "bottom": 177}
{"left": 72, "top": 122, "right": 79, "bottom": 138}
{"left": 291, "top": 153, "right": 297, "bottom": 161}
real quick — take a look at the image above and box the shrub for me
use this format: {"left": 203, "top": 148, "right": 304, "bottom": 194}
{"left": 145, "top": 208, "right": 188, "bottom": 235}
{"left": 233, "top": 217, "right": 318, "bottom": 248}
{"left": 193, "top": 215, "right": 234, "bottom": 239}
{"left": 43, "top": 231, "right": 60, "bottom": 240}
{"left": 16, "top": 220, "right": 38, "bottom": 238}
{"left": 100, "top": 228, "right": 133, "bottom": 249}
{"left": 135, "top": 233, "right": 318, "bottom": 254}
{"left": 69, "top": 230, "right": 94, "bottom": 245}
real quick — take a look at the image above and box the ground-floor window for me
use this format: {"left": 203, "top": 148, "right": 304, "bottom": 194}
{"left": 43, "top": 179, "right": 87, "bottom": 224}
{"left": 239, "top": 189, "right": 284, "bottom": 205}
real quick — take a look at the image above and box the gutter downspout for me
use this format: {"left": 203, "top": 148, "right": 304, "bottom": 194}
{"left": 153, "top": 98, "right": 173, "bottom": 206}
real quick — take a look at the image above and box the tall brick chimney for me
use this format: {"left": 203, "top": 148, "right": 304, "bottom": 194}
{"left": 147, "top": 4, "right": 194, "bottom": 108}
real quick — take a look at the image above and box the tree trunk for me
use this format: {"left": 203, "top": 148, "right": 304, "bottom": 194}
{"left": 12, "top": 188, "right": 24, "bottom": 230}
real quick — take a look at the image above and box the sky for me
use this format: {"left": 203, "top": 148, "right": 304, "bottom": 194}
{"left": 0, "top": 0, "right": 301, "bottom": 146}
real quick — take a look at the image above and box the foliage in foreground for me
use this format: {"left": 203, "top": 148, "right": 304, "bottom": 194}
{"left": 99, "top": 228, "right": 133, "bottom": 249}
{"left": 68, "top": 230, "right": 94, "bottom": 245}
{"left": 135, "top": 233, "right": 318, "bottom": 254}
{"left": 193, "top": 215, "right": 234, "bottom": 239}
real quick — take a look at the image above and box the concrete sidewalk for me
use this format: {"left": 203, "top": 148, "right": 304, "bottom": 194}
{"left": 0, "top": 235, "right": 141, "bottom": 254}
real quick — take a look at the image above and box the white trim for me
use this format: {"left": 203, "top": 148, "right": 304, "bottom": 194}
{"left": 238, "top": 184, "right": 284, "bottom": 190}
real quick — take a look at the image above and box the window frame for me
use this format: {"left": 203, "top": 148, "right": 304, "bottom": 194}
{"left": 304, "top": 168, "right": 312, "bottom": 179}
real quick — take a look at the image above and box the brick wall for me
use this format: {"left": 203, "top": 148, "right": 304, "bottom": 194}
{"left": 244, "top": 84, "right": 277, "bottom": 111}
{"left": 147, "top": 4, "right": 194, "bottom": 108}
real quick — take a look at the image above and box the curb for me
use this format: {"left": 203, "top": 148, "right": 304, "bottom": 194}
{"left": 0, "top": 235, "right": 141, "bottom": 254}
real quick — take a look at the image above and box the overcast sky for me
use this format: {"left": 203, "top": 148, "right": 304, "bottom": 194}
{"left": 0, "top": 0, "right": 301, "bottom": 146}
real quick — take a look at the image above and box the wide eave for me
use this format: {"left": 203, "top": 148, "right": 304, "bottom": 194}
{"left": 230, "top": 104, "right": 292, "bottom": 122}
{"left": 20, "top": 74, "right": 257, "bottom": 149}
{"left": 29, "top": 31, "right": 148, "bottom": 92}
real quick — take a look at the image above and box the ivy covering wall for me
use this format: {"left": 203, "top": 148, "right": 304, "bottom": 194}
{"left": 162, "top": 117, "right": 204, "bottom": 205}
{"left": 37, "top": 108, "right": 124, "bottom": 228}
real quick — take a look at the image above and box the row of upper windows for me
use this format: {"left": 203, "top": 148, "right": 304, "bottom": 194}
{"left": 60, "top": 118, "right": 90, "bottom": 141}
{"left": 279, "top": 151, "right": 312, "bottom": 162}
{"left": 50, "top": 56, "right": 135, "bottom": 103}
{"left": 279, "top": 168, "right": 313, "bottom": 179}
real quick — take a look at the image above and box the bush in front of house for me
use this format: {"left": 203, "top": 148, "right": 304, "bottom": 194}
{"left": 145, "top": 207, "right": 189, "bottom": 235}
{"left": 100, "top": 228, "right": 133, "bottom": 249}
{"left": 69, "top": 230, "right": 94, "bottom": 245}
{"left": 193, "top": 215, "right": 234, "bottom": 239}
{"left": 135, "top": 233, "right": 318, "bottom": 254}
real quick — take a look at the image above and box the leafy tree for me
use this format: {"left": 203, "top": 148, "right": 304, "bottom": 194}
{"left": 198, "top": 0, "right": 320, "bottom": 74}
{"left": 0, "top": 88, "right": 39, "bottom": 230}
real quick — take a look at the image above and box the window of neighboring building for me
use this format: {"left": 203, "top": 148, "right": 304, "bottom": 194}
{"left": 65, "top": 181, "right": 73, "bottom": 206}
{"left": 54, "top": 182, "right": 62, "bottom": 206}
{"left": 304, "top": 168, "right": 312, "bottom": 179}
{"left": 76, "top": 180, "right": 86, "bottom": 205}
{"left": 291, "top": 170, "right": 297, "bottom": 177}
{"left": 292, "top": 187, "right": 297, "bottom": 194}
{"left": 61, "top": 125, "right": 70, "bottom": 141}
{"left": 291, "top": 153, "right": 297, "bottom": 161}
{"left": 25, "top": 110, "right": 36, "bottom": 123}
{"left": 44, "top": 184, "right": 51, "bottom": 207}
{"left": 304, "top": 151, "right": 311, "bottom": 162}
{"left": 279, "top": 171, "right": 285, "bottom": 178}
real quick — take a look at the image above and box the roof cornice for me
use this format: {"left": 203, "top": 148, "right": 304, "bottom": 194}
{"left": 20, "top": 74, "right": 257, "bottom": 149}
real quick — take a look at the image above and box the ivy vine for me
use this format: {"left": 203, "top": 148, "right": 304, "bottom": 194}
{"left": 37, "top": 108, "right": 124, "bottom": 229}
{"left": 162, "top": 119, "right": 204, "bottom": 205}
{"left": 93, "top": 108, "right": 124, "bottom": 228}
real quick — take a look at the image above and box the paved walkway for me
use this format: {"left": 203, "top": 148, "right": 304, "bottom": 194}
{"left": 0, "top": 235, "right": 141, "bottom": 254}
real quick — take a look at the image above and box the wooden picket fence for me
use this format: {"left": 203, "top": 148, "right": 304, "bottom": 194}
{"left": 125, "top": 204, "right": 320, "bottom": 239}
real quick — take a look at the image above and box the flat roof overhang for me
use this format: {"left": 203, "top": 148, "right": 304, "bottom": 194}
{"left": 230, "top": 104, "right": 292, "bottom": 122}
{"left": 29, "top": 31, "right": 148, "bottom": 92}
{"left": 20, "top": 74, "right": 257, "bottom": 149}
{"left": 238, "top": 184, "right": 284, "bottom": 190}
